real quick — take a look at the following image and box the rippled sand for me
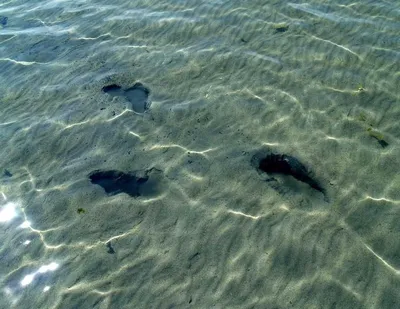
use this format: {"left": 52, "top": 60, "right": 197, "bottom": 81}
{"left": 1, "top": 0, "right": 400, "bottom": 308}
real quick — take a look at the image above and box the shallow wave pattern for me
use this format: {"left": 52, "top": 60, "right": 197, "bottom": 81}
{"left": 0, "top": 0, "right": 400, "bottom": 308}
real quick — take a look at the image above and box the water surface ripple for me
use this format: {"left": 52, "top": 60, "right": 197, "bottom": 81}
{"left": 0, "top": 0, "right": 400, "bottom": 308}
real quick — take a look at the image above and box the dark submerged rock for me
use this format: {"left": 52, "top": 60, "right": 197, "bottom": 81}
{"left": 275, "top": 26, "right": 288, "bottom": 33}
{"left": 89, "top": 168, "right": 163, "bottom": 198}
{"left": 273, "top": 23, "right": 289, "bottom": 33}
{"left": 378, "top": 139, "right": 389, "bottom": 148}
{"left": 102, "top": 82, "right": 151, "bottom": 113}
{"left": 0, "top": 16, "right": 8, "bottom": 26}
{"left": 106, "top": 241, "right": 115, "bottom": 254}
{"left": 102, "top": 84, "right": 122, "bottom": 94}
{"left": 255, "top": 153, "right": 327, "bottom": 198}
{"left": 89, "top": 170, "right": 149, "bottom": 197}
{"left": 124, "top": 83, "right": 151, "bottom": 113}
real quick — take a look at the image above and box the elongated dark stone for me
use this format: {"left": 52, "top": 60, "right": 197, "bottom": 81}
{"left": 258, "top": 153, "right": 325, "bottom": 195}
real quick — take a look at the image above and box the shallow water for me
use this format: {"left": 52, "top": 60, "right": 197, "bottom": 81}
{"left": 0, "top": 0, "right": 400, "bottom": 308}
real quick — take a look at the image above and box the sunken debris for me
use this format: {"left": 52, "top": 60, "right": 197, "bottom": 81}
{"left": 255, "top": 153, "right": 326, "bottom": 197}
{"left": 102, "top": 82, "right": 151, "bottom": 114}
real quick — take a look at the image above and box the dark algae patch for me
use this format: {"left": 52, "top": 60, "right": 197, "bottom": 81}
{"left": 106, "top": 241, "right": 115, "bottom": 254}
{"left": 89, "top": 168, "right": 163, "bottom": 198}
{"left": 377, "top": 139, "right": 389, "bottom": 148}
{"left": 77, "top": 208, "right": 86, "bottom": 214}
{"left": 367, "top": 128, "right": 389, "bottom": 148}
{"left": 124, "top": 83, "right": 150, "bottom": 114}
{"left": 273, "top": 23, "right": 289, "bottom": 33}
{"left": 254, "top": 152, "right": 327, "bottom": 200}
{"left": 0, "top": 16, "right": 8, "bottom": 26}
{"left": 102, "top": 82, "right": 151, "bottom": 114}
{"left": 102, "top": 84, "right": 122, "bottom": 94}
{"left": 89, "top": 170, "right": 149, "bottom": 197}
{"left": 3, "top": 169, "right": 12, "bottom": 177}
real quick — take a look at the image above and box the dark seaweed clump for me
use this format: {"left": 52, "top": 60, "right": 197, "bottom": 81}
{"left": 102, "top": 84, "right": 122, "bottom": 93}
{"left": 0, "top": 16, "right": 8, "bottom": 26}
{"left": 3, "top": 169, "right": 12, "bottom": 177}
{"left": 256, "top": 153, "right": 326, "bottom": 197}
{"left": 106, "top": 241, "right": 115, "bottom": 254}
{"left": 102, "top": 82, "right": 151, "bottom": 113}
{"left": 89, "top": 170, "right": 149, "bottom": 197}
